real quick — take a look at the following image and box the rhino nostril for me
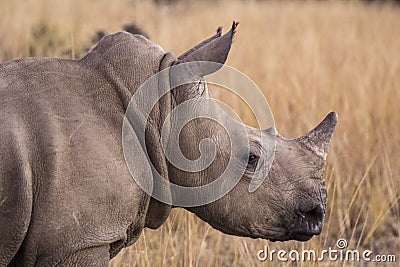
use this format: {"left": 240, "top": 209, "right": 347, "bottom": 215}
{"left": 296, "top": 203, "right": 324, "bottom": 235}
{"left": 304, "top": 203, "right": 324, "bottom": 222}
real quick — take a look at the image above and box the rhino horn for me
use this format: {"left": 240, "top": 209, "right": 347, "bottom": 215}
{"left": 176, "top": 21, "right": 238, "bottom": 76}
{"left": 297, "top": 112, "right": 338, "bottom": 159}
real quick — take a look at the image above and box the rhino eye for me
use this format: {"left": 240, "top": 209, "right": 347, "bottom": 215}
{"left": 197, "top": 79, "right": 206, "bottom": 96}
{"left": 247, "top": 153, "right": 259, "bottom": 171}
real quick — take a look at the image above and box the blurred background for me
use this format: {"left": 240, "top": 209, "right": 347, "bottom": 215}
{"left": 1, "top": 0, "right": 399, "bottom": 266}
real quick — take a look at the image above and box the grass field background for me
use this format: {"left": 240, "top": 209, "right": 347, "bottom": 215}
{"left": 1, "top": 0, "right": 399, "bottom": 266}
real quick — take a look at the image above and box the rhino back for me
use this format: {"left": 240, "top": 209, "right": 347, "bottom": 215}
{"left": 0, "top": 33, "right": 161, "bottom": 264}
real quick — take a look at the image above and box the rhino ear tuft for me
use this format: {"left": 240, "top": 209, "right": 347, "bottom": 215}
{"left": 297, "top": 112, "right": 338, "bottom": 159}
{"left": 176, "top": 21, "right": 239, "bottom": 76}
{"left": 177, "top": 26, "right": 223, "bottom": 61}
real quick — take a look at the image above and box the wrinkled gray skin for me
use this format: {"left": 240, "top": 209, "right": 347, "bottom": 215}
{"left": 0, "top": 23, "right": 337, "bottom": 266}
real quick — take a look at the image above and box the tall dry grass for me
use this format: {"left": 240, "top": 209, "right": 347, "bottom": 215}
{"left": 1, "top": 0, "right": 399, "bottom": 266}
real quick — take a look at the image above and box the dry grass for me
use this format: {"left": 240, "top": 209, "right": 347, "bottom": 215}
{"left": 1, "top": 0, "right": 400, "bottom": 266}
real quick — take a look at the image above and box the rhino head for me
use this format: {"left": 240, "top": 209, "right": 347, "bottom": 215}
{"left": 178, "top": 112, "right": 337, "bottom": 242}
{"left": 129, "top": 22, "right": 337, "bottom": 242}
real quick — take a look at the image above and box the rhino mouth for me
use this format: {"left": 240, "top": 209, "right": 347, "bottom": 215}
{"left": 287, "top": 202, "right": 325, "bottom": 241}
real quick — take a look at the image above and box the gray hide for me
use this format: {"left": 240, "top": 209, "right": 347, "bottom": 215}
{"left": 0, "top": 23, "right": 337, "bottom": 266}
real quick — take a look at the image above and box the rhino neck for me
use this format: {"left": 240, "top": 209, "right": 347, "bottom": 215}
{"left": 143, "top": 53, "right": 177, "bottom": 229}
{"left": 84, "top": 33, "right": 177, "bottom": 229}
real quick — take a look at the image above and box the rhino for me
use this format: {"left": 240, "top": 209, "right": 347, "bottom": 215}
{"left": 0, "top": 22, "right": 337, "bottom": 266}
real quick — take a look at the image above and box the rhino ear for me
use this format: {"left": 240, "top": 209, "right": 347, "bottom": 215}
{"left": 297, "top": 112, "right": 338, "bottom": 159}
{"left": 176, "top": 21, "right": 238, "bottom": 76}
{"left": 177, "top": 26, "right": 223, "bottom": 61}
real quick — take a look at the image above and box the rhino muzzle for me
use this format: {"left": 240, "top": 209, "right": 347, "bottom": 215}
{"left": 290, "top": 202, "right": 325, "bottom": 241}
